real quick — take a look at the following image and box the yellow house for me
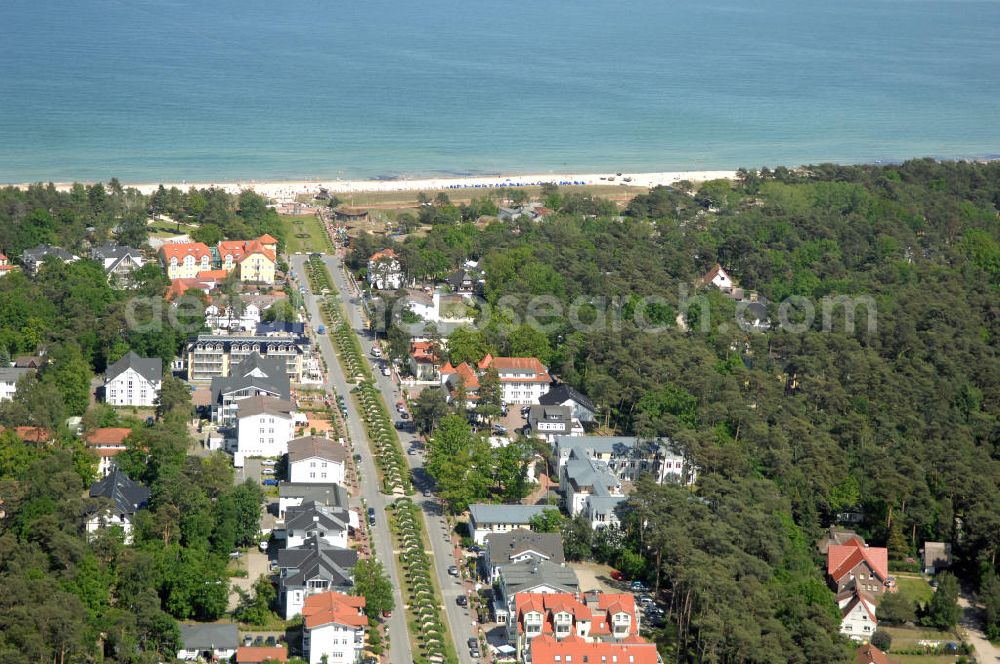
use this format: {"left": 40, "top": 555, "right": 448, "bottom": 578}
{"left": 159, "top": 242, "right": 214, "bottom": 279}
{"left": 217, "top": 237, "right": 276, "bottom": 284}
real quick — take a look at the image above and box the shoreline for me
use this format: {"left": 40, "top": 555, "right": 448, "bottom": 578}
{"left": 7, "top": 170, "right": 737, "bottom": 202}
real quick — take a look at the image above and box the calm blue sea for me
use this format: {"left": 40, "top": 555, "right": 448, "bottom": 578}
{"left": 1, "top": 0, "right": 998, "bottom": 183}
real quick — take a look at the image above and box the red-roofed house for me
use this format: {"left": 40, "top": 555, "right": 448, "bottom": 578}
{"left": 367, "top": 249, "right": 402, "bottom": 290}
{"left": 839, "top": 588, "right": 878, "bottom": 641}
{"left": 236, "top": 645, "right": 288, "bottom": 663}
{"left": 480, "top": 355, "right": 552, "bottom": 405}
{"left": 856, "top": 642, "right": 896, "bottom": 664}
{"left": 218, "top": 237, "right": 277, "bottom": 283}
{"left": 159, "top": 242, "right": 213, "bottom": 279}
{"left": 14, "top": 426, "right": 51, "bottom": 444}
{"left": 828, "top": 539, "right": 891, "bottom": 597}
{"left": 513, "top": 591, "right": 640, "bottom": 660}
{"left": 440, "top": 361, "right": 481, "bottom": 407}
{"left": 530, "top": 633, "right": 660, "bottom": 664}
{"left": 408, "top": 341, "right": 441, "bottom": 381}
{"left": 302, "top": 591, "right": 367, "bottom": 664}
{"left": 85, "top": 427, "right": 132, "bottom": 477}
{"left": 0, "top": 252, "right": 15, "bottom": 277}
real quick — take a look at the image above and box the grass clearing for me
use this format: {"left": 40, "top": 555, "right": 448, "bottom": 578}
{"left": 882, "top": 625, "right": 960, "bottom": 648}
{"left": 280, "top": 213, "right": 330, "bottom": 254}
{"left": 895, "top": 575, "right": 935, "bottom": 609}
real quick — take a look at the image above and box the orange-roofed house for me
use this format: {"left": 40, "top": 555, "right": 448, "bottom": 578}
{"left": 302, "top": 591, "right": 367, "bottom": 664}
{"left": 828, "top": 539, "right": 891, "bottom": 597}
{"left": 0, "top": 252, "right": 15, "bottom": 277}
{"left": 236, "top": 645, "right": 288, "bottom": 663}
{"left": 440, "top": 361, "right": 481, "bottom": 407}
{"left": 257, "top": 233, "right": 279, "bottom": 253}
{"left": 856, "top": 642, "right": 897, "bottom": 664}
{"left": 85, "top": 427, "right": 132, "bottom": 477}
{"left": 218, "top": 237, "right": 276, "bottom": 284}
{"left": 480, "top": 355, "right": 552, "bottom": 405}
{"left": 14, "top": 426, "right": 51, "bottom": 444}
{"left": 512, "top": 591, "right": 642, "bottom": 660}
{"left": 159, "top": 242, "right": 214, "bottom": 279}
{"left": 530, "top": 633, "right": 660, "bottom": 664}
{"left": 408, "top": 341, "right": 440, "bottom": 381}
{"left": 367, "top": 249, "right": 402, "bottom": 290}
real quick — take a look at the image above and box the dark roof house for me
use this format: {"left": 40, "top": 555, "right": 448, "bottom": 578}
{"left": 88, "top": 469, "right": 150, "bottom": 515}
{"left": 105, "top": 351, "right": 163, "bottom": 384}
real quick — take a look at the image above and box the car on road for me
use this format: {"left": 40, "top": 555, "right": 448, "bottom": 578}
{"left": 399, "top": 411, "right": 410, "bottom": 420}
{"left": 422, "top": 490, "right": 431, "bottom": 497}
{"left": 456, "top": 596, "right": 468, "bottom": 607}
{"left": 381, "top": 609, "right": 392, "bottom": 618}
{"left": 407, "top": 449, "right": 415, "bottom": 455}
{"left": 317, "top": 324, "right": 326, "bottom": 334}
{"left": 381, "top": 365, "right": 391, "bottom": 376}
{"left": 447, "top": 565, "right": 459, "bottom": 576}
{"left": 371, "top": 347, "right": 382, "bottom": 358}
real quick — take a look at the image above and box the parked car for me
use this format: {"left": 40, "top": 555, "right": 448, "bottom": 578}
{"left": 367, "top": 507, "right": 376, "bottom": 526}
{"left": 610, "top": 570, "right": 624, "bottom": 581}
{"left": 265, "top": 636, "right": 276, "bottom": 647}
{"left": 456, "top": 596, "right": 468, "bottom": 607}
{"left": 447, "top": 565, "right": 459, "bottom": 576}
{"left": 630, "top": 581, "right": 648, "bottom": 592}
{"left": 468, "top": 638, "right": 479, "bottom": 649}
{"left": 243, "top": 636, "right": 253, "bottom": 646}
{"left": 262, "top": 478, "right": 279, "bottom": 486}
{"left": 317, "top": 324, "right": 326, "bottom": 334}
{"left": 381, "top": 609, "right": 392, "bottom": 618}
{"left": 382, "top": 365, "right": 391, "bottom": 376}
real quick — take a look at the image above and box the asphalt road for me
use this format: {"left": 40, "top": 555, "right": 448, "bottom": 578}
{"left": 322, "top": 254, "right": 482, "bottom": 664}
{"left": 290, "top": 255, "right": 413, "bottom": 664}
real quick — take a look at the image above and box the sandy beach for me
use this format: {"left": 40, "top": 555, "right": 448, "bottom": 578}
{"left": 13, "top": 170, "right": 736, "bottom": 202}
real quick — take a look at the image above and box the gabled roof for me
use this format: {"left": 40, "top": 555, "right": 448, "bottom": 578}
{"left": 480, "top": 356, "right": 551, "bottom": 382}
{"left": 85, "top": 427, "right": 132, "bottom": 446}
{"left": 441, "top": 361, "right": 479, "bottom": 390}
{"left": 217, "top": 238, "right": 276, "bottom": 263}
{"left": 160, "top": 242, "right": 212, "bottom": 263}
{"left": 469, "top": 503, "right": 553, "bottom": 526}
{"left": 237, "top": 395, "right": 294, "bottom": 420}
{"left": 530, "top": 633, "right": 658, "bottom": 664}
{"left": 498, "top": 559, "right": 579, "bottom": 596}
{"left": 278, "top": 482, "right": 350, "bottom": 508}
{"left": 0, "top": 366, "right": 33, "bottom": 384}
{"left": 23, "top": 244, "right": 77, "bottom": 262}
{"left": 278, "top": 537, "right": 358, "bottom": 589}
{"left": 485, "top": 529, "right": 565, "bottom": 565}
{"left": 410, "top": 341, "right": 439, "bottom": 363}
{"left": 257, "top": 233, "right": 278, "bottom": 245}
{"left": 236, "top": 645, "right": 288, "bottom": 663}
{"left": 564, "top": 457, "right": 621, "bottom": 496}
{"left": 284, "top": 501, "right": 350, "bottom": 534}
{"left": 701, "top": 263, "right": 731, "bottom": 286}
{"left": 179, "top": 623, "right": 239, "bottom": 650}
{"left": 538, "top": 384, "right": 596, "bottom": 412}
{"left": 855, "top": 643, "right": 891, "bottom": 664}
{"left": 89, "top": 470, "right": 150, "bottom": 515}
{"left": 302, "top": 590, "right": 366, "bottom": 629}
{"left": 369, "top": 249, "right": 398, "bottom": 262}
{"left": 840, "top": 589, "right": 877, "bottom": 623}
{"left": 828, "top": 540, "right": 889, "bottom": 582}
{"left": 288, "top": 436, "right": 348, "bottom": 464}
{"left": 105, "top": 351, "right": 162, "bottom": 383}
{"left": 91, "top": 244, "right": 142, "bottom": 261}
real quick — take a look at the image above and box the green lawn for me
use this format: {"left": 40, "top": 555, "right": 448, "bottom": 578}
{"left": 279, "top": 214, "right": 329, "bottom": 254}
{"left": 892, "top": 656, "right": 959, "bottom": 664}
{"left": 895, "top": 575, "right": 935, "bottom": 610}
{"left": 882, "top": 625, "right": 959, "bottom": 648}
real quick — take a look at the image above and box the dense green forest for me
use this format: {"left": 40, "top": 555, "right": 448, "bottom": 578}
{"left": 0, "top": 184, "right": 275, "bottom": 662}
{"left": 0, "top": 161, "right": 998, "bottom": 662}
{"left": 355, "top": 160, "right": 1000, "bottom": 663}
